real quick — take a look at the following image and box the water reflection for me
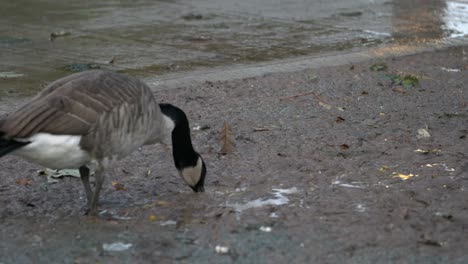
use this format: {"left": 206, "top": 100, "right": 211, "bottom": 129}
{"left": 392, "top": 0, "right": 468, "bottom": 43}
{"left": 392, "top": 0, "right": 447, "bottom": 43}
{"left": 444, "top": 1, "right": 468, "bottom": 38}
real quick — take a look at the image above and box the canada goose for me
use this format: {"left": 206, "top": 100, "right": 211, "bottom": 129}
{"left": 0, "top": 70, "right": 206, "bottom": 215}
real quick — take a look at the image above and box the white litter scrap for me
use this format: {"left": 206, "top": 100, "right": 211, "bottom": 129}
{"left": 228, "top": 187, "right": 298, "bottom": 213}
{"left": 355, "top": 204, "right": 367, "bottom": 213}
{"left": 215, "top": 245, "right": 229, "bottom": 254}
{"left": 423, "top": 163, "right": 455, "bottom": 172}
{"left": 332, "top": 180, "right": 364, "bottom": 188}
{"left": 441, "top": 67, "right": 461, "bottom": 72}
{"left": 259, "top": 226, "right": 272, "bottom": 232}
{"left": 39, "top": 168, "right": 81, "bottom": 183}
{"left": 416, "top": 128, "right": 430, "bottom": 139}
{"left": 160, "top": 220, "right": 177, "bottom": 226}
{"left": 102, "top": 242, "right": 133, "bottom": 252}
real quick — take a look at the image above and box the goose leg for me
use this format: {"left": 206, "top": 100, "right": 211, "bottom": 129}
{"left": 89, "top": 165, "right": 105, "bottom": 216}
{"left": 79, "top": 166, "right": 93, "bottom": 206}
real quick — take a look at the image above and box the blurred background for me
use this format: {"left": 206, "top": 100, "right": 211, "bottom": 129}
{"left": 1, "top": 0, "right": 467, "bottom": 95}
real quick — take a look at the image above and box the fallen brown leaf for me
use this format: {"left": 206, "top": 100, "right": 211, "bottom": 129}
{"left": 16, "top": 179, "right": 32, "bottom": 186}
{"left": 220, "top": 121, "right": 235, "bottom": 154}
{"left": 111, "top": 181, "right": 127, "bottom": 191}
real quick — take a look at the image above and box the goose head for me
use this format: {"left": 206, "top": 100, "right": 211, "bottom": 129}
{"left": 159, "top": 103, "right": 206, "bottom": 192}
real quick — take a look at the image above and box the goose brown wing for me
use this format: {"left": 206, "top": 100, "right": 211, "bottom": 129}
{"left": 0, "top": 70, "right": 149, "bottom": 138}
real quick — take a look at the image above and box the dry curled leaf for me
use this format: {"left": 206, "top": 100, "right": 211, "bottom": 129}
{"left": 220, "top": 121, "right": 235, "bottom": 154}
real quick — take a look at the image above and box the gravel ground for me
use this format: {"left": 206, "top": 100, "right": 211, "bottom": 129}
{"left": 0, "top": 46, "right": 467, "bottom": 263}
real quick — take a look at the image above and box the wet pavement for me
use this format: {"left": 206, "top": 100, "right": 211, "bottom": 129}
{"left": 1, "top": 1, "right": 468, "bottom": 263}
{"left": 1, "top": 46, "right": 467, "bottom": 263}
{"left": 1, "top": 0, "right": 468, "bottom": 95}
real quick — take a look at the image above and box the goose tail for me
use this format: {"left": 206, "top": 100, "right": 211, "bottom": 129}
{"left": 0, "top": 132, "right": 29, "bottom": 158}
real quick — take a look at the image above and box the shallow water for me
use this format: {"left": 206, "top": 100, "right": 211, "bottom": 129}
{"left": 0, "top": 0, "right": 467, "bottom": 95}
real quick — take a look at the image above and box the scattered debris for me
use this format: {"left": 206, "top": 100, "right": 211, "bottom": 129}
{"left": 280, "top": 91, "right": 316, "bottom": 101}
{"left": 0, "top": 71, "right": 25, "bottom": 78}
{"left": 355, "top": 204, "right": 366, "bottom": 213}
{"left": 228, "top": 187, "right": 298, "bottom": 213}
{"left": 385, "top": 73, "right": 419, "bottom": 88}
{"left": 220, "top": 121, "right": 235, "bottom": 155}
{"left": 332, "top": 180, "right": 364, "bottom": 188}
{"left": 39, "top": 168, "right": 80, "bottom": 184}
{"left": 155, "top": 200, "right": 171, "bottom": 206}
{"left": 311, "top": 92, "right": 344, "bottom": 111}
{"left": 414, "top": 148, "right": 440, "bottom": 154}
{"left": 339, "top": 11, "right": 362, "bottom": 17}
{"left": 270, "top": 212, "right": 279, "bottom": 218}
{"left": 193, "top": 125, "right": 210, "bottom": 131}
{"left": 434, "top": 212, "right": 453, "bottom": 220}
{"left": 416, "top": 128, "right": 431, "bottom": 139}
{"left": 189, "top": 35, "right": 212, "bottom": 42}
{"left": 440, "top": 67, "right": 461, "bottom": 72}
{"left": 392, "top": 86, "right": 406, "bottom": 94}
{"left": 423, "top": 163, "right": 455, "bottom": 172}
{"left": 50, "top": 31, "right": 71, "bottom": 41}
{"left": 380, "top": 165, "right": 388, "bottom": 172}
{"left": 215, "top": 245, "right": 230, "bottom": 254}
{"left": 102, "top": 242, "right": 133, "bottom": 252}
{"left": 182, "top": 13, "right": 204, "bottom": 20}
{"left": 160, "top": 220, "right": 177, "bottom": 226}
{"left": 370, "top": 62, "right": 388, "bottom": 71}
{"left": 253, "top": 127, "right": 271, "bottom": 132}
{"left": 392, "top": 173, "right": 416, "bottom": 180}
{"left": 111, "top": 181, "right": 127, "bottom": 191}
{"left": 417, "top": 239, "right": 443, "bottom": 247}
{"left": 259, "top": 226, "right": 272, "bottom": 232}
{"left": 335, "top": 116, "right": 345, "bottom": 123}
{"left": 340, "top": 144, "right": 350, "bottom": 150}
{"left": 16, "top": 179, "right": 32, "bottom": 186}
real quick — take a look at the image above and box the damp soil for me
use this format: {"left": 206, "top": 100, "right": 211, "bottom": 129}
{"left": 0, "top": 46, "right": 467, "bottom": 263}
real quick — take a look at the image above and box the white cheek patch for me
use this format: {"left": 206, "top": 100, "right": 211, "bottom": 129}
{"left": 180, "top": 158, "right": 202, "bottom": 187}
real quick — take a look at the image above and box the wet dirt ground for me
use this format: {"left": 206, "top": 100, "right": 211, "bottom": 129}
{"left": 0, "top": 46, "right": 467, "bottom": 263}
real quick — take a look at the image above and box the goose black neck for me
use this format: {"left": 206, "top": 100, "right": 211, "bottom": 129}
{"left": 159, "top": 104, "right": 199, "bottom": 169}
